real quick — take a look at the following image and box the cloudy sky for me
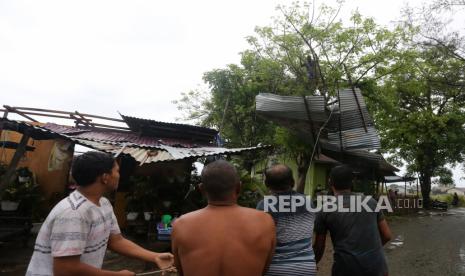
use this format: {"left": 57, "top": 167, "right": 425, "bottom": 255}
{"left": 1, "top": 0, "right": 464, "bottom": 185}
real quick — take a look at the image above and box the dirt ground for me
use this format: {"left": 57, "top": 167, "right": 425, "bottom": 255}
{"left": 1, "top": 208, "right": 465, "bottom": 276}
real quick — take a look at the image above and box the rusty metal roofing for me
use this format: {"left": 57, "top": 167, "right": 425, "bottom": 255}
{"left": 121, "top": 114, "right": 218, "bottom": 144}
{"left": 1, "top": 119, "right": 60, "bottom": 140}
{"left": 42, "top": 123, "right": 215, "bottom": 147}
{"left": 73, "top": 138, "right": 268, "bottom": 164}
{"left": 1, "top": 118, "right": 268, "bottom": 164}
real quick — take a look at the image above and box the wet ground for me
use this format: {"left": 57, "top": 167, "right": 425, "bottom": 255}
{"left": 1, "top": 208, "right": 465, "bottom": 275}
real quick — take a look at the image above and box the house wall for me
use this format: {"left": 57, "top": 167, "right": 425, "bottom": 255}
{"left": 0, "top": 129, "right": 73, "bottom": 203}
{"left": 305, "top": 163, "right": 329, "bottom": 196}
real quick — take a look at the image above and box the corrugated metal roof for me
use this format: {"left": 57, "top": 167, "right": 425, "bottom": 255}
{"left": 256, "top": 88, "right": 381, "bottom": 151}
{"left": 256, "top": 93, "right": 327, "bottom": 123}
{"left": 42, "top": 123, "right": 214, "bottom": 147}
{"left": 255, "top": 89, "right": 397, "bottom": 173}
{"left": 384, "top": 176, "right": 416, "bottom": 183}
{"left": 121, "top": 114, "right": 218, "bottom": 135}
{"left": 1, "top": 118, "right": 268, "bottom": 164}
{"left": 121, "top": 114, "right": 218, "bottom": 144}
{"left": 72, "top": 138, "right": 268, "bottom": 164}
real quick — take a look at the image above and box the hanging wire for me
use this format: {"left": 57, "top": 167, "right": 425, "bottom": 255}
{"left": 135, "top": 268, "right": 173, "bottom": 276}
{"left": 308, "top": 103, "right": 337, "bottom": 175}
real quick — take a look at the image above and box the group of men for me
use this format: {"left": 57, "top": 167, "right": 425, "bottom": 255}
{"left": 26, "top": 151, "right": 392, "bottom": 276}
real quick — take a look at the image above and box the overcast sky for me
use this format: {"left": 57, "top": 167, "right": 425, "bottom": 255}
{"left": 1, "top": 0, "right": 464, "bottom": 185}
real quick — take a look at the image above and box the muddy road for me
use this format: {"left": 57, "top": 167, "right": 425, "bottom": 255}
{"left": 385, "top": 208, "right": 465, "bottom": 275}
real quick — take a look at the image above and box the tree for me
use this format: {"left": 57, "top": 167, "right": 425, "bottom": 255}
{"left": 174, "top": 52, "right": 283, "bottom": 172}
{"left": 176, "top": 1, "right": 405, "bottom": 192}
{"left": 360, "top": 1, "right": 465, "bottom": 208}
{"left": 246, "top": 2, "right": 405, "bottom": 191}
{"left": 365, "top": 43, "right": 465, "bottom": 208}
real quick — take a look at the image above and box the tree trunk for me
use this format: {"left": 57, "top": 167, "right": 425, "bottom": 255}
{"left": 419, "top": 171, "right": 432, "bottom": 209}
{"left": 295, "top": 153, "right": 311, "bottom": 193}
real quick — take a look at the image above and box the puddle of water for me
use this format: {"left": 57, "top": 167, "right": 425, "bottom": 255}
{"left": 458, "top": 247, "right": 465, "bottom": 273}
{"left": 387, "top": 235, "right": 404, "bottom": 250}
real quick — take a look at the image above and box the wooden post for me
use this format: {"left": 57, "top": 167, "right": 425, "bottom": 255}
{"left": 0, "top": 110, "right": 9, "bottom": 140}
{"left": 416, "top": 177, "right": 419, "bottom": 197}
{"left": 404, "top": 180, "right": 407, "bottom": 198}
{"left": 0, "top": 130, "right": 30, "bottom": 191}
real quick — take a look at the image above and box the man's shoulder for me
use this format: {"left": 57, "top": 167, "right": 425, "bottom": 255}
{"left": 239, "top": 206, "right": 269, "bottom": 216}
{"left": 175, "top": 206, "right": 272, "bottom": 222}
{"left": 238, "top": 206, "right": 275, "bottom": 226}
{"left": 172, "top": 208, "right": 204, "bottom": 227}
{"left": 49, "top": 196, "right": 81, "bottom": 217}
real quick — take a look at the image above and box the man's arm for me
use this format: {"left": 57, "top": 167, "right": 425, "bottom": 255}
{"left": 378, "top": 219, "right": 392, "bottom": 245}
{"left": 108, "top": 234, "right": 174, "bottom": 269}
{"left": 313, "top": 234, "right": 326, "bottom": 263}
{"left": 313, "top": 211, "right": 327, "bottom": 263}
{"left": 54, "top": 256, "right": 133, "bottom": 276}
{"left": 171, "top": 221, "right": 184, "bottom": 276}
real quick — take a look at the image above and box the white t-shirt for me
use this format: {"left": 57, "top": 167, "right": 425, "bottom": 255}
{"left": 26, "top": 190, "right": 120, "bottom": 275}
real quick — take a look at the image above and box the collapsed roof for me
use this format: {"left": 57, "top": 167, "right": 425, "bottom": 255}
{"left": 0, "top": 109, "right": 267, "bottom": 165}
{"left": 255, "top": 88, "right": 397, "bottom": 175}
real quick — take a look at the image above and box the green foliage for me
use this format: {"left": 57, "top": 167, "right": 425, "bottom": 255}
{"left": 174, "top": 53, "right": 279, "bottom": 149}
{"left": 247, "top": 2, "right": 406, "bottom": 99}
{"left": 237, "top": 172, "right": 267, "bottom": 208}
{"left": 367, "top": 45, "right": 465, "bottom": 183}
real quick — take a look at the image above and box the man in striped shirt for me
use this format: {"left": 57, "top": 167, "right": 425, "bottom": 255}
{"left": 26, "top": 151, "right": 174, "bottom": 276}
{"left": 257, "top": 164, "right": 317, "bottom": 276}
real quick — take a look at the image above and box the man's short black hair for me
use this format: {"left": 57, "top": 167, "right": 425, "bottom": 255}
{"left": 201, "top": 160, "right": 239, "bottom": 200}
{"left": 72, "top": 151, "right": 115, "bottom": 187}
{"left": 329, "top": 165, "right": 354, "bottom": 190}
{"left": 265, "top": 164, "right": 294, "bottom": 190}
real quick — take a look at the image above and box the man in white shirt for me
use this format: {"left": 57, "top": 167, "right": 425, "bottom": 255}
{"left": 27, "top": 151, "right": 174, "bottom": 276}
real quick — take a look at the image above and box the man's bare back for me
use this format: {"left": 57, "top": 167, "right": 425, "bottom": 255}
{"left": 172, "top": 205, "right": 276, "bottom": 276}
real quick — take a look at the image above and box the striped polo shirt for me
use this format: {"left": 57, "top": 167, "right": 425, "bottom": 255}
{"left": 257, "top": 191, "right": 317, "bottom": 276}
{"left": 26, "top": 190, "right": 120, "bottom": 275}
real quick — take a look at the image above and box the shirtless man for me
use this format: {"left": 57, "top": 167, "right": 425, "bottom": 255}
{"left": 172, "top": 160, "right": 276, "bottom": 276}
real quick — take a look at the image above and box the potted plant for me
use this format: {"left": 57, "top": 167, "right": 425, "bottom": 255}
{"left": 1, "top": 167, "right": 39, "bottom": 212}
{"left": 125, "top": 176, "right": 158, "bottom": 221}
{"left": 1, "top": 186, "right": 21, "bottom": 211}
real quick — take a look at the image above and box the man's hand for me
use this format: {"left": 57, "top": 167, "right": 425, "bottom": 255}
{"left": 116, "top": 270, "right": 135, "bottom": 276}
{"left": 108, "top": 234, "right": 175, "bottom": 272}
{"left": 154, "top": 252, "right": 175, "bottom": 269}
